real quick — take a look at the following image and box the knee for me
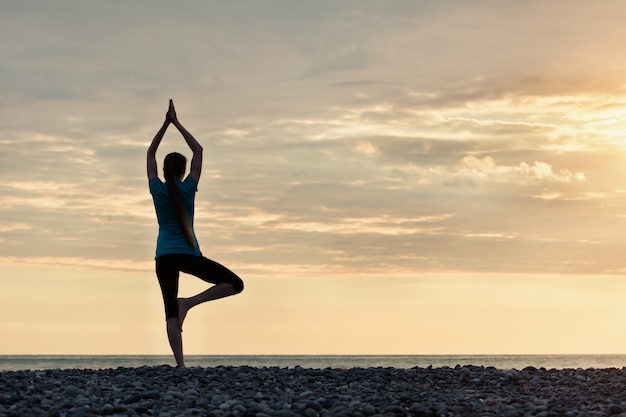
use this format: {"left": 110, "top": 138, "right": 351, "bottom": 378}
{"left": 232, "top": 278, "right": 244, "bottom": 294}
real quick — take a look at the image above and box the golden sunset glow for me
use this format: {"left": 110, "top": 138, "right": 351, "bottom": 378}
{"left": 3, "top": 2, "right": 626, "bottom": 355}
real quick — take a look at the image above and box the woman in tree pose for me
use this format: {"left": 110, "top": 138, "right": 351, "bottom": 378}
{"left": 147, "top": 100, "right": 244, "bottom": 367}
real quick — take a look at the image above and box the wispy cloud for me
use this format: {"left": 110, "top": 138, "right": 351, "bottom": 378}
{"left": 2, "top": 1, "right": 626, "bottom": 277}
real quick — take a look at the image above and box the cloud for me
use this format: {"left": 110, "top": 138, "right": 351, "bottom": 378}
{"left": 2, "top": 1, "right": 626, "bottom": 278}
{"left": 460, "top": 155, "right": 586, "bottom": 183}
{"left": 0, "top": 256, "right": 152, "bottom": 272}
{"left": 302, "top": 46, "right": 368, "bottom": 77}
{"left": 352, "top": 141, "right": 380, "bottom": 156}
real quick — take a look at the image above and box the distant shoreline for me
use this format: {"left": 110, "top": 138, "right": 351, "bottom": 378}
{"left": 1, "top": 354, "right": 626, "bottom": 372}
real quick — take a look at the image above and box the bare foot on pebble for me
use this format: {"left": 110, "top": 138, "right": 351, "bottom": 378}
{"left": 177, "top": 298, "right": 189, "bottom": 332}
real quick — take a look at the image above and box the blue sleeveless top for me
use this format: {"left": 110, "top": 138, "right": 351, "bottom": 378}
{"left": 149, "top": 176, "right": 201, "bottom": 258}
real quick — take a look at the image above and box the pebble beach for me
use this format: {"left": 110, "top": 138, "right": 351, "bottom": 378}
{"left": 2, "top": 365, "right": 626, "bottom": 417}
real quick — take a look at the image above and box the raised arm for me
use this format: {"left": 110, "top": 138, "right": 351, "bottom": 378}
{"left": 147, "top": 113, "right": 170, "bottom": 179}
{"left": 168, "top": 100, "right": 203, "bottom": 183}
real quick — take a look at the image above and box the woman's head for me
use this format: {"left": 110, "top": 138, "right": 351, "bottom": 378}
{"left": 163, "top": 152, "right": 187, "bottom": 181}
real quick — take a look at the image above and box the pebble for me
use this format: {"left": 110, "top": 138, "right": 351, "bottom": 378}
{"left": 2, "top": 365, "right": 626, "bottom": 416}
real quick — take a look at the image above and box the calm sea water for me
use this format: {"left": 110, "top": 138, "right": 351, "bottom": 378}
{"left": 1, "top": 355, "right": 626, "bottom": 372}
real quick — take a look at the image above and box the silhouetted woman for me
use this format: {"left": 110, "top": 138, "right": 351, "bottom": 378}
{"left": 147, "top": 100, "right": 244, "bottom": 367}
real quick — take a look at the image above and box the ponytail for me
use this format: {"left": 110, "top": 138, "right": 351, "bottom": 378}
{"left": 163, "top": 152, "right": 197, "bottom": 249}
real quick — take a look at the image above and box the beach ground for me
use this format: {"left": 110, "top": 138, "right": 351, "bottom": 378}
{"left": 1, "top": 365, "right": 626, "bottom": 416}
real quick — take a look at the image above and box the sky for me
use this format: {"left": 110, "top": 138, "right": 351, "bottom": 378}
{"left": 3, "top": 1, "right": 626, "bottom": 355}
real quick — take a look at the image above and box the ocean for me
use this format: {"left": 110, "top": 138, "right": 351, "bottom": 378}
{"left": 1, "top": 355, "right": 626, "bottom": 372}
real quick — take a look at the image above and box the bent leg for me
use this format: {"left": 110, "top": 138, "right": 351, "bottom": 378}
{"left": 179, "top": 282, "right": 240, "bottom": 317}
{"left": 177, "top": 255, "right": 244, "bottom": 329}
{"left": 181, "top": 255, "right": 244, "bottom": 293}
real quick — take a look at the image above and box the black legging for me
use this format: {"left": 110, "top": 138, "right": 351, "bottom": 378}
{"left": 156, "top": 254, "right": 244, "bottom": 319}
